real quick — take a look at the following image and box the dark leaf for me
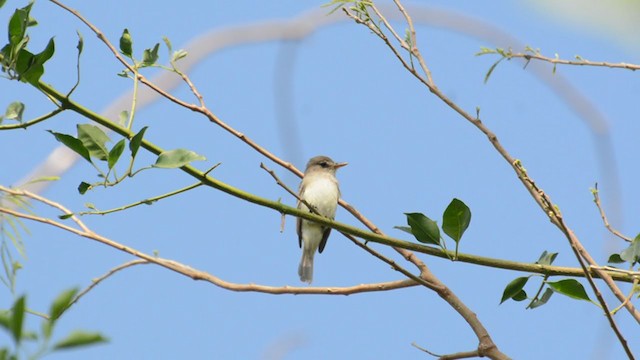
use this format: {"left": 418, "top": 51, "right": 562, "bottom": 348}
{"left": 53, "top": 331, "right": 108, "bottom": 350}
{"left": 119, "top": 29, "right": 133, "bottom": 57}
{"left": 442, "top": 198, "right": 471, "bottom": 242}
{"left": 500, "top": 277, "right": 528, "bottom": 304}
{"left": 129, "top": 126, "right": 148, "bottom": 158}
{"left": 607, "top": 253, "right": 625, "bottom": 264}
{"left": 10, "top": 296, "right": 26, "bottom": 344}
{"left": 547, "top": 279, "right": 591, "bottom": 302}
{"left": 77, "top": 182, "right": 91, "bottom": 194}
{"left": 48, "top": 131, "right": 92, "bottom": 164}
{"left": 404, "top": 213, "right": 440, "bottom": 245}
{"left": 108, "top": 139, "right": 126, "bottom": 169}
{"left": 512, "top": 289, "right": 527, "bottom": 302}
{"left": 153, "top": 149, "right": 206, "bottom": 169}
{"left": 393, "top": 226, "right": 413, "bottom": 235}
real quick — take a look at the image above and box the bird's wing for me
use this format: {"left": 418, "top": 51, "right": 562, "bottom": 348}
{"left": 318, "top": 227, "right": 331, "bottom": 253}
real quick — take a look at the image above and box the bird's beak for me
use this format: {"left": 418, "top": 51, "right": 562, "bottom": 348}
{"left": 334, "top": 162, "right": 348, "bottom": 169}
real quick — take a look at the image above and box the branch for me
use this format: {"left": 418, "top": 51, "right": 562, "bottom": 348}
{"left": 592, "top": 183, "right": 633, "bottom": 242}
{"left": 504, "top": 49, "right": 640, "bottom": 71}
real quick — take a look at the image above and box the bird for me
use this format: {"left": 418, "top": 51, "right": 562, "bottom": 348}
{"left": 297, "top": 155, "right": 347, "bottom": 284}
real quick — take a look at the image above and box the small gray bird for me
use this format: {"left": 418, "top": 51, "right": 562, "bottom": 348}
{"left": 297, "top": 156, "right": 347, "bottom": 284}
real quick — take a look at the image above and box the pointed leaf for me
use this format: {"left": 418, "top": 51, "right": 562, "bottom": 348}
{"left": 442, "top": 198, "right": 471, "bottom": 242}
{"left": 547, "top": 279, "right": 591, "bottom": 302}
{"left": 512, "top": 289, "right": 527, "bottom": 302}
{"left": 153, "top": 149, "right": 206, "bottom": 169}
{"left": 53, "top": 331, "right": 108, "bottom": 350}
{"left": 531, "top": 287, "right": 554, "bottom": 309}
{"left": 536, "top": 250, "right": 558, "bottom": 266}
{"left": 10, "top": 296, "right": 26, "bottom": 344}
{"left": 77, "top": 124, "right": 110, "bottom": 161}
{"left": 129, "top": 126, "right": 148, "bottom": 158}
{"left": 49, "top": 288, "right": 79, "bottom": 321}
{"left": 142, "top": 43, "right": 159, "bottom": 66}
{"left": 108, "top": 139, "right": 126, "bottom": 169}
{"left": 404, "top": 213, "right": 440, "bottom": 245}
{"left": 119, "top": 29, "right": 133, "bottom": 57}
{"left": 500, "top": 277, "right": 528, "bottom": 304}
{"left": 48, "top": 131, "right": 92, "bottom": 164}
{"left": 393, "top": 226, "right": 413, "bottom": 235}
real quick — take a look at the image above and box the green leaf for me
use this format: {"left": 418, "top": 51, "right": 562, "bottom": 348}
{"left": 22, "top": 37, "right": 55, "bottom": 84}
{"left": 49, "top": 288, "right": 79, "bottom": 321}
{"left": 10, "top": 296, "right": 25, "bottom": 344}
{"left": 0, "top": 0, "right": 7, "bottom": 9}
{"left": 620, "top": 237, "right": 640, "bottom": 265}
{"left": 0, "top": 312, "right": 10, "bottom": 331}
{"left": 512, "top": 289, "right": 527, "bottom": 302}
{"left": 162, "top": 36, "right": 172, "bottom": 52}
{"left": 5, "top": 102, "right": 24, "bottom": 121}
{"left": 529, "top": 288, "right": 554, "bottom": 309}
{"left": 536, "top": 250, "right": 558, "bottom": 266}
{"left": 8, "top": 3, "right": 32, "bottom": 46}
{"left": 442, "top": 198, "right": 471, "bottom": 242}
{"left": 547, "top": 279, "right": 591, "bottom": 302}
{"left": 404, "top": 213, "right": 440, "bottom": 245}
{"left": 47, "top": 131, "right": 92, "bottom": 164}
{"left": 393, "top": 226, "right": 413, "bottom": 235}
{"left": 119, "top": 29, "right": 133, "bottom": 57}
{"left": 77, "top": 124, "right": 110, "bottom": 161}
{"left": 153, "top": 149, "right": 206, "bottom": 169}
{"left": 53, "top": 331, "right": 108, "bottom": 350}
{"left": 78, "top": 182, "right": 91, "bottom": 195}
{"left": 142, "top": 43, "right": 159, "bottom": 66}
{"left": 108, "top": 139, "right": 126, "bottom": 169}
{"left": 607, "top": 253, "right": 625, "bottom": 264}
{"left": 129, "top": 126, "right": 148, "bottom": 158}
{"left": 76, "top": 30, "right": 84, "bottom": 54}
{"left": 484, "top": 58, "right": 504, "bottom": 84}
{"left": 58, "top": 214, "right": 73, "bottom": 220}
{"left": 500, "top": 277, "right": 528, "bottom": 304}
{"left": 172, "top": 49, "right": 188, "bottom": 62}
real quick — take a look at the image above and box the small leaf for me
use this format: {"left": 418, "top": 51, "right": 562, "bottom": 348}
{"left": 76, "top": 30, "right": 84, "bottom": 54}
{"left": 620, "top": 237, "right": 640, "bottom": 265}
{"left": 10, "top": 296, "right": 26, "bottom": 344}
{"left": 512, "top": 289, "right": 527, "bottom": 302}
{"left": 404, "top": 213, "right": 440, "bottom": 245}
{"left": 53, "top": 331, "right": 108, "bottom": 350}
{"left": 547, "top": 279, "right": 591, "bottom": 302}
{"left": 129, "top": 126, "right": 148, "bottom": 158}
{"left": 536, "top": 250, "right": 558, "bottom": 266}
{"left": 77, "top": 124, "right": 110, "bottom": 161}
{"left": 529, "top": 288, "right": 554, "bottom": 309}
{"left": 78, "top": 182, "right": 91, "bottom": 194}
{"left": 484, "top": 58, "right": 503, "bottom": 83}
{"left": 162, "top": 36, "right": 172, "bottom": 52}
{"left": 393, "top": 226, "right": 413, "bottom": 235}
{"left": 58, "top": 214, "right": 73, "bottom": 220}
{"left": 500, "top": 277, "right": 529, "bottom": 304}
{"left": 142, "top": 43, "right": 159, "bottom": 66}
{"left": 607, "top": 253, "right": 625, "bottom": 264}
{"left": 5, "top": 101, "right": 24, "bottom": 121}
{"left": 442, "top": 198, "right": 471, "bottom": 243}
{"left": 108, "top": 139, "right": 126, "bottom": 169}
{"left": 49, "top": 288, "right": 79, "bottom": 321}
{"left": 172, "top": 49, "right": 188, "bottom": 62}
{"left": 48, "top": 131, "right": 92, "bottom": 164}
{"left": 153, "top": 149, "right": 206, "bottom": 169}
{"left": 118, "top": 110, "right": 129, "bottom": 125}
{"left": 119, "top": 29, "right": 133, "bottom": 57}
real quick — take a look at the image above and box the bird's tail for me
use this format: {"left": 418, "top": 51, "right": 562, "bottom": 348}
{"left": 298, "top": 249, "right": 315, "bottom": 284}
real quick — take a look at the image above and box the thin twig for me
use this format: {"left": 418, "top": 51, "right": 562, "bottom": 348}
{"left": 508, "top": 51, "right": 640, "bottom": 71}
{"left": 592, "top": 183, "right": 633, "bottom": 242}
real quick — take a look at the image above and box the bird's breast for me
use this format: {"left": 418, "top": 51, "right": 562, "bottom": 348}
{"left": 301, "top": 177, "right": 340, "bottom": 218}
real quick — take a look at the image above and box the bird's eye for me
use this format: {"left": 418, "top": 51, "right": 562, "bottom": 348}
{"left": 320, "top": 161, "right": 329, "bottom": 168}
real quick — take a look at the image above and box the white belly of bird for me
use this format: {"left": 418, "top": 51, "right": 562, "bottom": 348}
{"left": 301, "top": 177, "right": 339, "bottom": 218}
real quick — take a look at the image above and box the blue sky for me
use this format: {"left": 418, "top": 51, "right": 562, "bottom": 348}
{"left": 1, "top": 1, "right": 639, "bottom": 359}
